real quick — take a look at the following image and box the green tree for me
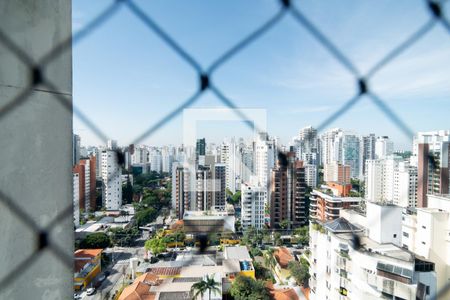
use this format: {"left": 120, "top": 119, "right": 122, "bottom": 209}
{"left": 144, "top": 236, "right": 167, "bottom": 255}
{"left": 173, "top": 230, "right": 186, "bottom": 243}
{"left": 190, "top": 275, "right": 221, "bottom": 300}
{"left": 230, "top": 190, "right": 241, "bottom": 205}
{"left": 288, "top": 259, "right": 310, "bottom": 286}
{"left": 108, "top": 227, "right": 139, "bottom": 247}
{"left": 250, "top": 247, "right": 262, "bottom": 258}
{"left": 230, "top": 275, "right": 271, "bottom": 300}
{"left": 253, "top": 261, "right": 274, "bottom": 281}
{"left": 135, "top": 207, "right": 157, "bottom": 226}
{"left": 264, "top": 248, "right": 276, "bottom": 270}
{"left": 279, "top": 219, "right": 291, "bottom": 230}
{"left": 294, "top": 226, "right": 309, "bottom": 246}
{"left": 80, "top": 232, "right": 110, "bottom": 249}
{"left": 273, "top": 232, "right": 282, "bottom": 246}
{"left": 242, "top": 227, "right": 262, "bottom": 247}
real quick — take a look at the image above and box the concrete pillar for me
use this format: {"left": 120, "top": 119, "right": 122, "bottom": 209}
{"left": 0, "top": 0, "right": 72, "bottom": 299}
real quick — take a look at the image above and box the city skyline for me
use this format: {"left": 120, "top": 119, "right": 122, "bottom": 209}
{"left": 73, "top": 0, "right": 450, "bottom": 148}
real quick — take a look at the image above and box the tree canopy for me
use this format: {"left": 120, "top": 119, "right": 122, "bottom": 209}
{"left": 80, "top": 232, "right": 110, "bottom": 249}
{"left": 229, "top": 275, "right": 271, "bottom": 300}
{"left": 288, "top": 258, "right": 310, "bottom": 286}
{"left": 190, "top": 275, "right": 220, "bottom": 300}
{"left": 144, "top": 236, "right": 167, "bottom": 255}
{"left": 294, "top": 226, "right": 309, "bottom": 245}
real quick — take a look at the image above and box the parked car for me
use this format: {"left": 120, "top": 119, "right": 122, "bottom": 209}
{"left": 74, "top": 294, "right": 82, "bottom": 299}
{"left": 86, "top": 287, "right": 96, "bottom": 296}
{"left": 97, "top": 274, "right": 106, "bottom": 282}
{"left": 104, "top": 271, "right": 110, "bottom": 277}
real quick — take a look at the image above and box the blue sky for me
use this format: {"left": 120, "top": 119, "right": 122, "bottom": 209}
{"left": 73, "top": 0, "right": 450, "bottom": 149}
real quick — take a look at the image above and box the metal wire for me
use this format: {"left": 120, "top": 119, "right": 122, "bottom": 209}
{"left": 1, "top": 0, "right": 449, "bottom": 298}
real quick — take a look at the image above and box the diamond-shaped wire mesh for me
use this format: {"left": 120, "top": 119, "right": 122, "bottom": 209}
{"left": 1, "top": 0, "right": 450, "bottom": 298}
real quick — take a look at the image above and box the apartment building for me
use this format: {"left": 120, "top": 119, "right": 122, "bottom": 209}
{"left": 101, "top": 150, "right": 122, "bottom": 210}
{"left": 73, "top": 173, "right": 80, "bottom": 227}
{"left": 393, "top": 161, "right": 418, "bottom": 208}
{"left": 73, "top": 155, "right": 96, "bottom": 212}
{"left": 414, "top": 130, "right": 450, "bottom": 207}
{"left": 365, "top": 156, "right": 402, "bottom": 203}
{"left": 309, "top": 185, "right": 361, "bottom": 223}
{"left": 324, "top": 162, "right": 351, "bottom": 185}
{"left": 402, "top": 194, "right": 450, "bottom": 299}
{"left": 196, "top": 165, "right": 213, "bottom": 211}
{"left": 309, "top": 202, "right": 436, "bottom": 300}
{"left": 241, "top": 182, "right": 267, "bottom": 229}
{"left": 173, "top": 165, "right": 193, "bottom": 219}
{"left": 270, "top": 152, "right": 307, "bottom": 229}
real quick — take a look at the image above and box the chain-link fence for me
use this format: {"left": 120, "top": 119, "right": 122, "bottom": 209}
{"left": 1, "top": 0, "right": 450, "bottom": 299}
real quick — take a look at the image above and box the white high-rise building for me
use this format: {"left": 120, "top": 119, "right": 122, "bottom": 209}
{"left": 150, "top": 150, "right": 162, "bottom": 173}
{"left": 375, "top": 136, "right": 394, "bottom": 159}
{"left": 294, "top": 126, "right": 320, "bottom": 165}
{"left": 320, "top": 129, "right": 362, "bottom": 179}
{"left": 402, "top": 194, "right": 450, "bottom": 299}
{"left": 107, "top": 139, "right": 118, "bottom": 150}
{"left": 241, "top": 182, "right": 267, "bottom": 229}
{"left": 131, "top": 145, "right": 149, "bottom": 165}
{"left": 101, "top": 150, "right": 122, "bottom": 210}
{"left": 220, "top": 139, "right": 241, "bottom": 193}
{"left": 365, "top": 156, "right": 402, "bottom": 203}
{"left": 73, "top": 173, "right": 80, "bottom": 227}
{"left": 309, "top": 201, "right": 437, "bottom": 300}
{"left": 240, "top": 143, "right": 254, "bottom": 184}
{"left": 254, "top": 132, "right": 275, "bottom": 189}
{"left": 393, "top": 161, "right": 418, "bottom": 208}
{"left": 304, "top": 164, "right": 318, "bottom": 188}
{"left": 162, "top": 150, "right": 173, "bottom": 174}
{"left": 320, "top": 128, "right": 342, "bottom": 166}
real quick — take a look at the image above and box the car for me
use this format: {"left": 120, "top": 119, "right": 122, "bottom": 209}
{"left": 74, "top": 294, "right": 82, "bottom": 299}
{"left": 104, "top": 271, "right": 110, "bottom": 277}
{"left": 86, "top": 287, "right": 96, "bottom": 296}
{"left": 97, "top": 274, "right": 106, "bottom": 282}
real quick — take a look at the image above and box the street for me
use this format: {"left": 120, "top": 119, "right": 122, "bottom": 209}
{"left": 78, "top": 244, "right": 145, "bottom": 300}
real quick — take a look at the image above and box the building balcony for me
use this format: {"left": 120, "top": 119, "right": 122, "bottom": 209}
{"left": 363, "top": 272, "right": 416, "bottom": 300}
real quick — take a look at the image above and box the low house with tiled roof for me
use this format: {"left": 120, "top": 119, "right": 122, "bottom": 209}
{"left": 118, "top": 272, "right": 223, "bottom": 300}
{"left": 267, "top": 283, "right": 299, "bottom": 300}
{"left": 274, "top": 247, "right": 295, "bottom": 281}
{"left": 74, "top": 249, "right": 103, "bottom": 290}
{"left": 119, "top": 273, "right": 159, "bottom": 300}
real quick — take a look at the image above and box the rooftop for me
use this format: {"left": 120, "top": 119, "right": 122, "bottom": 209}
{"left": 324, "top": 217, "right": 363, "bottom": 233}
{"left": 267, "top": 283, "right": 299, "bottom": 300}
{"left": 74, "top": 248, "right": 103, "bottom": 258}
{"left": 223, "top": 246, "right": 251, "bottom": 260}
{"left": 119, "top": 273, "right": 159, "bottom": 300}
{"left": 274, "top": 247, "right": 294, "bottom": 269}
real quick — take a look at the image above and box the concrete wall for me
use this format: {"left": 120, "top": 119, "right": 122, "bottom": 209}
{"left": 367, "top": 202, "right": 402, "bottom": 246}
{"left": 0, "top": 1, "right": 72, "bottom": 299}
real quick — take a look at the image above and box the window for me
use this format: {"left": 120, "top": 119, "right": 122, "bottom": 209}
{"left": 393, "top": 234, "right": 397, "bottom": 238}
{"left": 402, "top": 232, "right": 409, "bottom": 237}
